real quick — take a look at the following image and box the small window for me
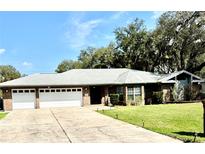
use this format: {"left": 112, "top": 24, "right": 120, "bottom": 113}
{"left": 24, "top": 90, "right": 29, "bottom": 93}
{"left": 62, "top": 89, "right": 66, "bottom": 92}
{"left": 67, "top": 89, "right": 71, "bottom": 92}
{"left": 56, "top": 89, "right": 61, "bottom": 92}
{"left": 30, "top": 90, "right": 35, "bottom": 93}
{"left": 13, "top": 90, "right": 17, "bottom": 93}
{"left": 40, "top": 90, "right": 44, "bottom": 93}
{"left": 127, "top": 87, "right": 134, "bottom": 95}
{"left": 72, "top": 89, "right": 77, "bottom": 92}
{"left": 45, "top": 89, "right": 50, "bottom": 93}
{"left": 19, "top": 90, "right": 23, "bottom": 93}
{"left": 77, "top": 89, "right": 81, "bottom": 92}
{"left": 134, "top": 87, "right": 141, "bottom": 96}
{"left": 51, "top": 89, "right": 55, "bottom": 92}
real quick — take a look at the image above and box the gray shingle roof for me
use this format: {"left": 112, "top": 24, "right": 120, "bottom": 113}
{"left": 0, "top": 68, "right": 203, "bottom": 87}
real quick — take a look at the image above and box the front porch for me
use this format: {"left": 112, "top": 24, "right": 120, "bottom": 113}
{"left": 88, "top": 85, "right": 145, "bottom": 106}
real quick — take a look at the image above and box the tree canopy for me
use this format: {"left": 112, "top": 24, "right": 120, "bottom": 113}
{"left": 153, "top": 11, "right": 205, "bottom": 74}
{"left": 0, "top": 65, "right": 21, "bottom": 82}
{"left": 56, "top": 11, "right": 205, "bottom": 77}
{"left": 55, "top": 60, "right": 82, "bottom": 73}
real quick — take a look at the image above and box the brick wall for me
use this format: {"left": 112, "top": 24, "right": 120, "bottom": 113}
{"left": 2, "top": 88, "right": 12, "bottom": 111}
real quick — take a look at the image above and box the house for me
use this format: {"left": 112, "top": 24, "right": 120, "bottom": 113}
{"left": 0, "top": 68, "right": 204, "bottom": 111}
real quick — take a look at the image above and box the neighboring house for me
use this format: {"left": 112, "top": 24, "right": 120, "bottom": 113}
{"left": 0, "top": 68, "right": 204, "bottom": 111}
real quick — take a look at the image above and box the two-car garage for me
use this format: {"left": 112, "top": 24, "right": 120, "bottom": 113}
{"left": 11, "top": 88, "right": 83, "bottom": 109}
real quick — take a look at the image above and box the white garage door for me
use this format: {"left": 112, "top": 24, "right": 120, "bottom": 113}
{"left": 12, "top": 89, "right": 36, "bottom": 109}
{"left": 39, "top": 88, "right": 82, "bottom": 108}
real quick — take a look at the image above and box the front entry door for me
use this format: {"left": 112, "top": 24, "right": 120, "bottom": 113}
{"left": 90, "top": 86, "right": 101, "bottom": 104}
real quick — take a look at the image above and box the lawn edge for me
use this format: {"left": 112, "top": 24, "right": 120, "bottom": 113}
{"left": 96, "top": 110, "right": 203, "bottom": 143}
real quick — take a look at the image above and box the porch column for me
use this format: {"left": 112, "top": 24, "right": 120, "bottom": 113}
{"left": 82, "top": 86, "right": 90, "bottom": 106}
{"left": 123, "top": 85, "right": 128, "bottom": 105}
{"left": 141, "top": 85, "right": 145, "bottom": 105}
{"left": 103, "top": 86, "right": 109, "bottom": 105}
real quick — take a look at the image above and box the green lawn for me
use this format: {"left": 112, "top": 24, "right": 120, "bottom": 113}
{"left": 98, "top": 103, "right": 205, "bottom": 142}
{"left": 0, "top": 112, "right": 7, "bottom": 120}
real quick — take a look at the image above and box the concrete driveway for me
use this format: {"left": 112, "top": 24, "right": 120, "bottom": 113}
{"left": 0, "top": 107, "right": 181, "bottom": 143}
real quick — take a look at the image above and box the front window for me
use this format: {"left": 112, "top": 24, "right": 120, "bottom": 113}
{"left": 128, "top": 87, "right": 134, "bottom": 100}
{"left": 128, "top": 86, "right": 141, "bottom": 101}
{"left": 134, "top": 86, "right": 141, "bottom": 96}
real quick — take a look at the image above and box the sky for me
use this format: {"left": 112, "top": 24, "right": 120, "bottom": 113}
{"left": 0, "top": 11, "right": 163, "bottom": 75}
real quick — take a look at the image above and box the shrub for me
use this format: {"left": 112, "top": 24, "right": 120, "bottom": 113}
{"left": 135, "top": 96, "right": 142, "bottom": 105}
{"left": 119, "top": 94, "right": 124, "bottom": 102}
{"left": 109, "top": 94, "right": 119, "bottom": 106}
{"left": 127, "top": 96, "right": 142, "bottom": 106}
{"left": 152, "top": 91, "right": 163, "bottom": 104}
{"left": 184, "top": 85, "right": 201, "bottom": 100}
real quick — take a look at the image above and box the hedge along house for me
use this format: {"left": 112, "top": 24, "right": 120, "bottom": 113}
{"left": 0, "top": 68, "right": 204, "bottom": 111}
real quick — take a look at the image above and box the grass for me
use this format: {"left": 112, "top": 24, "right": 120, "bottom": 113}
{"left": 0, "top": 112, "right": 7, "bottom": 120}
{"left": 98, "top": 103, "right": 205, "bottom": 142}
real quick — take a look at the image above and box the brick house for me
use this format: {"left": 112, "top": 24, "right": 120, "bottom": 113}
{"left": 0, "top": 68, "right": 204, "bottom": 111}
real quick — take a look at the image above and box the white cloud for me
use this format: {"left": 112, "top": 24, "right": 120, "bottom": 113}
{"left": 152, "top": 11, "right": 165, "bottom": 19}
{"left": 64, "top": 12, "right": 128, "bottom": 49}
{"left": 0, "top": 48, "right": 6, "bottom": 54}
{"left": 65, "top": 17, "right": 103, "bottom": 49}
{"left": 22, "top": 61, "right": 32, "bottom": 67}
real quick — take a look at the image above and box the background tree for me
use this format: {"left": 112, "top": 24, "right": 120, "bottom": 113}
{"left": 91, "top": 43, "right": 116, "bottom": 68}
{"left": 153, "top": 11, "right": 205, "bottom": 74}
{"left": 55, "top": 60, "right": 81, "bottom": 73}
{"left": 114, "top": 18, "right": 152, "bottom": 71}
{"left": 78, "top": 43, "right": 118, "bottom": 68}
{"left": 0, "top": 65, "right": 21, "bottom": 82}
{"left": 78, "top": 47, "right": 96, "bottom": 68}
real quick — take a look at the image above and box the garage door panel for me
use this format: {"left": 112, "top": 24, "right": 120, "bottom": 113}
{"left": 39, "top": 88, "right": 82, "bottom": 108}
{"left": 39, "top": 92, "right": 81, "bottom": 101}
{"left": 12, "top": 89, "right": 35, "bottom": 109}
{"left": 12, "top": 93, "right": 35, "bottom": 103}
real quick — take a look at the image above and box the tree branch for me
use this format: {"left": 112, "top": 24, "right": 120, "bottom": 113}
{"left": 188, "top": 61, "right": 205, "bottom": 73}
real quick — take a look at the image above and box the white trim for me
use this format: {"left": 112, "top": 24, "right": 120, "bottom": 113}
{"left": 160, "top": 70, "right": 202, "bottom": 82}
